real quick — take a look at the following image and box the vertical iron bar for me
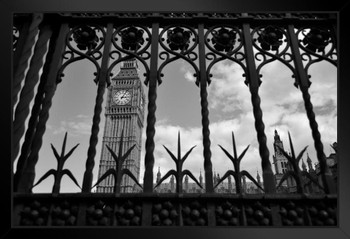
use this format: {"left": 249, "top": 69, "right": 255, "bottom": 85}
{"left": 82, "top": 23, "right": 114, "bottom": 192}
{"left": 198, "top": 23, "right": 214, "bottom": 194}
{"left": 12, "top": 23, "right": 52, "bottom": 163}
{"left": 287, "top": 24, "right": 336, "bottom": 194}
{"left": 142, "top": 18, "right": 160, "bottom": 227}
{"left": 143, "top": 21, "right": 159, "bottom": 193}
{"left": 14, "top": 23, "right": 56, "bottom": 191}
{"left": 241, "top": 21, "right": 276, "bottom": 193}
{"left": 198, "top": 22, "right": 216, "bottom": 227}
{"left": 16, "top": 22, "right": 69, "bottom": 193}
{"left": 12, "top": 14, "right": 43, "bottom": 109}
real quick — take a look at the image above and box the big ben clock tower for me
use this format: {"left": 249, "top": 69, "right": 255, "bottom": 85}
{"left": 96, "top": 59, "right": 145, "bottom": 193}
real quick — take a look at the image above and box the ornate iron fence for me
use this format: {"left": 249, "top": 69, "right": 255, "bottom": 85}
{"left": 12, "top": 12, "right": 337, "bottom": 227}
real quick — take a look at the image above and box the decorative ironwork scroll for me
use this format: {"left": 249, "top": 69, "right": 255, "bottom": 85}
{"left": 204, "top": 25, "right": 247, "bottom": 84}
{"left": 108, "top": 25, "right": 151, "bottom": 86}
{"left": 297, "top": 27, "right": 337, "bottom": 77}
{"left": 158, "top": 25, "right": 199, "bottom": 85}
{"left": 251, "top": 25, "right": 295, "bottom": 86}
{"left": 57, "top": 24, "right": 105, "bottom": 84}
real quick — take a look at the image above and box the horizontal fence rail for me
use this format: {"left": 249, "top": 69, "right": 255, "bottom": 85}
{"left": 12, "top": 12, "right": 337, "bottom": 227}
{"left": 13, "top": 193, "right": 337, "bottom": 226}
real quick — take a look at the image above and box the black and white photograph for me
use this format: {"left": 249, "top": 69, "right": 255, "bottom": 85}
{"left": 4, "top": 0, "right": 350, "bottom": 238}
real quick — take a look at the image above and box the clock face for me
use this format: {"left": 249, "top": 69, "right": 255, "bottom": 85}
{"left": 113, "top": 90, "right": 131, "bottom": 105}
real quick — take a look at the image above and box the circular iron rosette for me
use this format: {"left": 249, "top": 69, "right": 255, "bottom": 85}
{"left": 252, "top": 25, "right": 296, "bottom": 87}
{"left": 108, "top": 25, "right": 151, "bottom": 86}
{"left": 158, "top": 25, "right": 199, "bottom": 85}
{"left": 297, "top": 26, "right": 337, "bottom": 76}
{"left": 57, "top": 24, "right": 105, "bottom": 84}
{"left": 204, "top": 25, "right": 247, "bottom": 85}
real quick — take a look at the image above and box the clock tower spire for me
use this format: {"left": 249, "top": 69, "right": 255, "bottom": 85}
{"left": 96, "top": 59, "right": 145, "bottom": 193}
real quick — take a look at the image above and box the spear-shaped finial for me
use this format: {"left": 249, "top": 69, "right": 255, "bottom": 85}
{"left": 155, "top": 131, "right": 199, "bottom": 193}
{"left": 32, "top": 132, "right": 80, "bottom": 194}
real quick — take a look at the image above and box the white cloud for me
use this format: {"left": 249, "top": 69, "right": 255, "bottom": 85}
{"left": 184, "top": 71, "right": 196, "bottom": 83}
{"left": 51, "top": 114, "right": 95, "bottom": 137}
{"left": 207, "top": 62, "right": 249, "bottom": 114}
{"left": 180, "top": 62, "right": 197, "bottom": 83}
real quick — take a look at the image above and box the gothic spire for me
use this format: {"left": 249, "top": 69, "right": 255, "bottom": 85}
{"left": 213, "top": 169, "right": 217, "bottom": 184}
{"left": 184, "top": 174, "right": 189, "bottom": 192}
{"left": 170, "top": 175, "right": 175, "bottom": 192}
{"left": 302, "top": 158, "right": 307, "bottom": 171}
{"left": 274, "top": 129, "right": 280, "bottom": 141}
{"left": 306, "top": 153, "right": 314, "bottom": 172}
{"left": 242, "top": 175, "right": 247, "bottom": 193}
{"left": 306, "top": 152, "right": 312, "bottom": 163}
{"left": 156, "top": 166, "right": 161, "bottom": 184}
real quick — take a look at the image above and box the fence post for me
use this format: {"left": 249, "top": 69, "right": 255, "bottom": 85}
{"left": 17, "top": 21, "right": 69, "bottom": 193}
{"left": 13, "top": 14, "right": 43, "bottom": 109}
{"left": 14, "top": 22, "right": 54, "bottom": 191}
{"left": 142, "top": 18, "right": 160, "bottom": 226}
{"left": 82, "top": 23, "right": 114, "bottom": 192}
{"left": 198, "top": 22, "right": 214, "bottom": 194}
{"left": 241, "top": 18, "right": 276, "bottom": 194}
{"left": 13, "top": 22, "right": 52, "bottom": 164}
{"left": 287, "top": 24, "right": 336, "bottom": 194}
{"left": 143, "top": 20, "right": 159, "bottom": 193}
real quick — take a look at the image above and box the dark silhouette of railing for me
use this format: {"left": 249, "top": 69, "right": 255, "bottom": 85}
{"left": 12, "top": 12, "right": 337, "bottom": 227}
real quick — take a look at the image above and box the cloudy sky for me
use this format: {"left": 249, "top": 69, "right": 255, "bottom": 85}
{"left": 14, "top": 27, "right": 337, "bottom": 193}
